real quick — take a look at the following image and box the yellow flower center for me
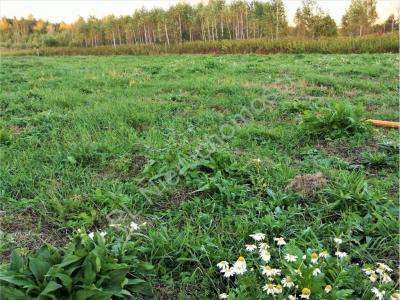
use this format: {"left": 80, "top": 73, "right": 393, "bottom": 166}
{"left": 276, "top": 284, "right": 282, "bottom": 289}
{"left": 326, "top": 285, "right": 332, "bottom": 289}
{"left": 302, "top": 288, "right": 311, "bottom": 295}
{"left": 311, "top": 253, "right": 318, "bottom": 259}
{"left": 238, "top": 256, "right": 245, "bottom": 262}
{"left": 393, "top": 293, "right": 399, "bottom": 297}
{"left": 268, "top": 284, "right": 274, "bottom": 289}
{"left": 286, "top": 276, "right": 292, "bottom": 282}
{"left": 265, "top": 266, "right": 272, "bottom": 270}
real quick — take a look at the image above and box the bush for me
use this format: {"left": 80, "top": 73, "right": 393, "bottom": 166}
{"left": 0, "top": 222, "right": 154, "bottom": 299}
{"left": 302, "top": 101, "right": 369, "bottom": 138}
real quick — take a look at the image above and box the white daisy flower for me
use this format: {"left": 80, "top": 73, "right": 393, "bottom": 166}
{"left": 259, "top": 242, "right": 270, "bottom": 250}
{"left": 249, "top": 233, "right": 265, "bottom": 241}
{"left": 233, "top": 257, "right": 247, "bottom": 275}
{"left": 288, "top": 295, "right": 297, "bottom": 300}
{"left": 217, "top": 261, "right": 229, "bottom": 271}
{"left": 88, "top": 232, "right": 94, "bottom": 239}
{"left": 300, "top": 287, "right": 311, "bottom": 299}
{"left": 390, "top": 292, "right": 399, "bottom": 300}
{"left": 222, "top": 267, "right": 235, "bottom": 278}
{"left": 319, "top": 250, "right": 329, "bottom": 258}
{"left": 376, "top": 263, "right": 393, "bottom": 274}
{"left": 371, "top": 287, "right": 385, "bottom": 300}
{"left": 284, "top": 254, "right": 298, "bottom": 262}
{"left": 261, "top": 265, "right": 273, "bottom": 276}
{"left": 311, "top": 252, "right": 318, "bottom": 264}
{"left": 274, "top": 284, "right": 283, "bottom": 294}
{"left": 219, "top": 293, "right": 227, "bottom": 299}
{"left": 325, "top": 285, "right": 332, "bottom": 293}
{"left": 262, "top": 283, "right": 276, "bottom": 295}
{"left": 282, "top": 276, "right": 295, "bottom": 288}
{"left": 260, "top": 250, "right": 271, "bottom": 262}
{"left": 335, "top": 251, "right": 347, "bottom": 258}
{"left": 382, "top": 273, "right": 392, "bottom": 283}
{"left": 362, "top": 267, "right": 374, "bottom": 275}
{"left": 245, "top": 244, "right": 257, "bottom": 252}
{"left": 369, "top": 273, "right": 378, "bottom": 282}
{"left": 99, "top": 231, "right": 107, "bottom": 237}
{"left": 312, "top": 268, "right": 321, "bottom": 277}
{"left": 334, "top": 238, "right": 343, "bottom": 245}
{"left": 274, "top": 237, "right": 286, "bottom": 246}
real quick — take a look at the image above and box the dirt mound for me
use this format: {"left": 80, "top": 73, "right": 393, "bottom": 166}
{"left": 287, "top": 172, "right": 328, "bottom": 196}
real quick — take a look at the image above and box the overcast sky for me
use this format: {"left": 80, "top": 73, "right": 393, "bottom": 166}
{"left": 1, "top": 0, "right": 398, "bottom": 25}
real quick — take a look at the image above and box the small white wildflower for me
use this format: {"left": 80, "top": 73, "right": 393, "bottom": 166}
{"left": 390, "top": 292, "right": 399, "bottom": 300}
{"left": 260, "top": 249, "right": 271, "bottom": 262}
{"left": 324, "top": 284, "right": 332, "bottom": 294}
{"left": 369, "top": 273, "right": 378, "bottom": 282}
{"left": 334, "top": 238, "right": 343, "bottom": 244}
{"left": 219, "top": 293, "right": 227, "bottom": 299}
{"left": 311, "top": 252, "right": 318, "bottom": 264}
{"left": 288, "top": 295, "right": 297, "bottom": 300}
{"left": 249, "top": 233, "right": 265, "bottom": 241}
{"left": 284, "top": 254, "right": 298, "bottom": 262}
{"left": 233, "top": 256, "right": 247, "bottom": 275}
{"left": 259, "top": 242, "right": 270, "bottom": 250}
{"left": 371, "top": 287, "right": 385, "bottom": 300}
{"left": 382, "top": 272, "right": 393, "bottom": 283}
{"left": 99, "top": 231, "right": 107, "bottom": 237}
{"left": 282, "top": 276, "right": 295, "bottom": 288}
{"left": 312, "top": 268, "right": 321, "bottom": 277}
{"left": 274, "top": 284, "right": 283, "bottom": 294}
{"left": 217, "top": 261, "right": 229, "bottom": 271}
{"left": 362, "top": 267, "right": 374, "bottom": 275}
{"left": 88, "top": 232, "right": 94, "bottom": 239}
{"left": 325, "top": 285, "right": 332, "bottom": 293}
{"left": 262, "top": 283, "right": 276, "bottom": 295}
{"left": 253, "top": 158, "right": 262, "bottom": 164}
{"left": 319, "top": 250, "right": 329, "bottom": 258}
{"left": 300, "top": 287, "right": 311, "bottom": 299}
{"left": 245, "top": 244, "right": 257, "bottom": 252}
{"left": 376, "top": 262, "right": 393, "bottom": 274}
{"left": 294, "top": 269, "right": 302, "bottom": 276}
{"left": 222, "top": 267, "right": 235, "bottom": 278}
{"left": 335, "top": 251, "right": 347, "bottom": 258}
{"left": 274, "top": 237, "right": 286, "bottom": 246}
{"left": 301, "top": 255, "right": 306, "bottom": 260}
{"left": 261, "top": 265, "right": 273, "bottom": 276}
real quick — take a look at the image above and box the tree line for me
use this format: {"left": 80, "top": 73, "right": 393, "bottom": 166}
{"left": 0, "top": 0, "right": 398, "bottom": 48}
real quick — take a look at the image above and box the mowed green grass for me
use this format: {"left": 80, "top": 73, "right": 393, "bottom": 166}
{"left": 0, "top": 54, "right": 398, "bottom": 297}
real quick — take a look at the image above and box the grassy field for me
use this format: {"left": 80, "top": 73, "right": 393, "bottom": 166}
{"left": 0, "top": 54, "right": 399, "bottom": 299}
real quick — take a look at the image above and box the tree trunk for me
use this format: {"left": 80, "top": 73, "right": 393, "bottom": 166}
{"left": 112, "top": 31, "right": 116, "bottom": 48}
{"left": 164, "top": 23, "right": 170, "bottom": 45}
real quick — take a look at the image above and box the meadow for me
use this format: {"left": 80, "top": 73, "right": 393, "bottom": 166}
{"left": 0, "top": 54, "right": 398, "bottom": 299}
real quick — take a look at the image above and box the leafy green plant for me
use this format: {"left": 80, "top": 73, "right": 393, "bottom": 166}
{"left": 302, "top": 101, "right": 369, "bottom": 138}
{"left": 0, "top": 223, "right": 154, "bottom": 299}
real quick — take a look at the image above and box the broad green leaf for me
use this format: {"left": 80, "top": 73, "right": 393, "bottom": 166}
{"left": 29, "top": 257, "right": 52, "bottom": 283}
{"left": 39, "top": 280, "right": 62, "bottom": 296}
{"left": 10, "top": 251, "right": 25, "bottom": 272}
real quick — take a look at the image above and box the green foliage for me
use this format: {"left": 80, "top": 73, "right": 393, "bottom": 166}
{"left": 302, "top": 100, "right": 369, "bottom": 138}
{"left": 0, "top": 229, "right": 154, "bottom": 299}
{"left": 0, "top": 128, "right": 12, "bottom": 145}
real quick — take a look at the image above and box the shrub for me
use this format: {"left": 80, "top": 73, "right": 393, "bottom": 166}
{"left": 302, "top": 101, "right": 369, "bottom": 138}
{"left": 0, "top": 222, "right": 154, "bottom": 299}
